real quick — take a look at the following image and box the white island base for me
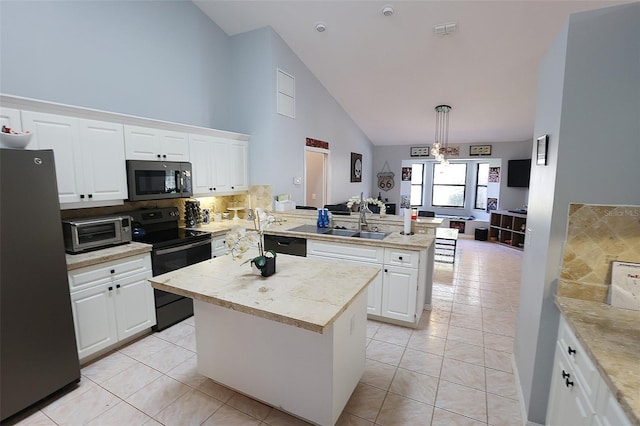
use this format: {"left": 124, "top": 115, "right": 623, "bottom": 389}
{"left": 193, "top": 292, "right": 367, "bottom": 426}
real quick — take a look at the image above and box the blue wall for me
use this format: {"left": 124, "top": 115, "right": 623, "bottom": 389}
{"left": 0, "top": 1, "right": 232, "bottom": 130}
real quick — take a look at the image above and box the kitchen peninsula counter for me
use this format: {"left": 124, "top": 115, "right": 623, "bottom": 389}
{"left": 149, "top": 253, "right": 380, "bottom": 425}
{"left": 556, "top": 296, "right": 640, "bottom": 424}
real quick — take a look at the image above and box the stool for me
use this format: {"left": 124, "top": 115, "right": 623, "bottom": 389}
{"left": 435, "top": 227, "right": 459, "bottom": 263}
{"left": 475, "top": 227, "right": 488, "bottom": 241}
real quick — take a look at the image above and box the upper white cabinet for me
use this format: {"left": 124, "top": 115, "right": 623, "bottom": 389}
{"left": 124, "top": 125, "right": 189, "bottom": 162}
{"left": 189, "top": 134, "right": 248, "bottom": 195}
{"left": 21, "top": 111, "right": 127, "bottom": 206}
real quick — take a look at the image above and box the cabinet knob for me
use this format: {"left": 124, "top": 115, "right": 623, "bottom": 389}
{"left": 398, "top": 256, "right": 403, "bottom": 261}
{"left": 80, "top": 194, "right": 85, "bottom": 199}
{"left": 108, "top": 286, "right": 113, "bottom": 291}
{"left": 565, "top": 378, "right": 574, "bottom": 388}
{"left": 88, "top": 194, "right": 93, "bottom": 199}
{"left": 157, "top": 154, "right": 161, "bottom": 158}
{"left": 384, "top": 268, "right": 388, "bottom": 273}
{"left": 231, "top": 186, "right": 235, "bottom": 190}
{"left": 567, "top": 346, "right": 576, "bottom": 356}
{"left": 116, "top": 284, "right": 121, "bottom": 289}
{"left": 562, "top": 370, "right": 570, "bottom": 379}
{"left": 110, "top": 269, "right": 115, "bottom": 274}
{"left": 209, "top": 188, "right": 213, "bottom": 191}
{"left": 162, "top": 154, "right": 167, "bottom": 158}
{"left": 213, "top": 187, "right": 216, "bottom": 191}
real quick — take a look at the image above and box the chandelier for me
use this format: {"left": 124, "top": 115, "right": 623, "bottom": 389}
{"left": 430, "top": 104, "right": 452, "bottom": 165}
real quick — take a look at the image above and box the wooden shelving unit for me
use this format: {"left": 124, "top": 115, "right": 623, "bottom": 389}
{"left": 489, "top": 210, "right": 526, "bottom": 250}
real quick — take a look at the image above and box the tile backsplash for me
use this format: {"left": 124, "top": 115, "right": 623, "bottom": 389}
{"left": 558, "top": 204, "right": 640, "bottom": 302}
{"left": 60, "top": 185, "right": 274, "bottom": 225}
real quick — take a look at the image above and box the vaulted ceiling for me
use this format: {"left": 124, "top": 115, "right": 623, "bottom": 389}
{"left": 194, "top": 1, "right": 631, "bottom": 146}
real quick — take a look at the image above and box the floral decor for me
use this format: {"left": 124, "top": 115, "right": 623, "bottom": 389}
{"left": 225, "top": 208, "right": 278, "bottom": 276}
{"left": 346, "top": 196, "right": 386, "bottom": 214}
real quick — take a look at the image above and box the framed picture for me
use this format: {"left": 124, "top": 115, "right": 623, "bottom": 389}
{"left": 410, "top": 146, "right": 430, "bottom": 157}
{"left": 350, "top": 152, "right": 362, "bottom": 182}
{"left": 536, "top": 135, "right": 549, "bottom": 165}
{"left": 470, "top": 145, "right": 492, "bottom": 156}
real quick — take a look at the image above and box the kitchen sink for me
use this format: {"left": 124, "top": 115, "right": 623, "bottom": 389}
{"left": 324, "top": 228, "right": 359, "bottom": 237}
{"left": 354, "top": 231, "right": 390, "bottom": 240}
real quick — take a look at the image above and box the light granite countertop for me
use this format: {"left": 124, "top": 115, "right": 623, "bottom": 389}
{"left": 555, "top": 296, "right": 640, "bottom": 424}
{"left": 149, "top": 251, "right": 380, "bottom": 334}
{"left": 65, "top": 242, "right": 152, "bottom": 271}
{"left": 196, "top": 219, "right": 436, "bottom": 250}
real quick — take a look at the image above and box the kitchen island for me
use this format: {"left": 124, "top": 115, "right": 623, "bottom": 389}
{"left": 149, "top": 252, "right": 380, "bottom": 426}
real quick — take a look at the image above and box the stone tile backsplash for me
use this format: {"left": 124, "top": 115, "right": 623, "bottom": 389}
{"left": 558, "top": 204, "right": 640, "bottom": 302}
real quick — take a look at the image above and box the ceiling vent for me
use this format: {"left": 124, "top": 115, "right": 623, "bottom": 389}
{"left": 434, "top": 22, "right": 457, "bottom": 36}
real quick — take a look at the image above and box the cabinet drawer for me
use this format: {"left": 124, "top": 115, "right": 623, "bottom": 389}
{"left": 557, "top": 316, "right": 599, "bottom": 404}
{"left": 384, "top": 248, "right": 419, "bottom": 268}
{"left": 69, "top": 253, "right": 152, "bottom": 291}
{"left": 307, "top": 240, "right": 383, "bottom": 263}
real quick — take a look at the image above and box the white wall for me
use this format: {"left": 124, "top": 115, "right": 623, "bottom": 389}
{"left": 514, "top": 3, "right": 640, "bottom": 423}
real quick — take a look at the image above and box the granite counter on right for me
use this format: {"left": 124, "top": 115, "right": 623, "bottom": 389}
{"left": 554, "top": 296, "right": 639, "bottom": 425}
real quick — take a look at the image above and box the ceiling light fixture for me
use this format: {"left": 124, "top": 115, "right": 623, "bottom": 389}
{"left": 431, "top": 105, "right": 452, "bottom": 165}
{"left": 382, "top": 6, "right": 394, "bottom": 17}
{"left": 315, "top": 22, "right": 327, "bottom": 33}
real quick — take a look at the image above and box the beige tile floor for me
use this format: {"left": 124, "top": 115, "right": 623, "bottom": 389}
{"left": 12, "top": 238, "right": 523, "bottom": 426}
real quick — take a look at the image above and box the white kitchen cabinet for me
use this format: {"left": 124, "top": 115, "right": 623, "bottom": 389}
{"left": 20, "top": 111, "right": 127, "bottom": 206}
{"left": 211, "top": 235, "right": 229, "bottom": 258}
{"left": 547, "top": 315, "right": 632, "bottom": 426}
{"left": 68, "top": 253, "right": 155, "bottom": 362}
{"left": 229, "top": 140, "right": 248, "bottom": 191}
{"left": 307, "top": 239, "right": 425, "bottom": 326}
{"left": 189, "top": 134, "right": 248, "bottom": 195}
{"left": 124, "top": 124, "right": 189, "bottom": 161}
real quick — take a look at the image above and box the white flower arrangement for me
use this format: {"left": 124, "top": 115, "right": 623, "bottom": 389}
{"left": 225, "top": 208, "right": 279, "bottom": 271}
{"left": 346, "top": 196, "right": 386, "bottom": 214}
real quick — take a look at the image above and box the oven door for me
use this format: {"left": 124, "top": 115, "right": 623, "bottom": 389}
{"left": 151, "top": 237, "right": 211, "bottom": 330}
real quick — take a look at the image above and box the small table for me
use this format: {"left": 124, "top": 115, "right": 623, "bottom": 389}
{"left": 227, "top": 206, "right": 244, "bottom": 221}
{"left": 435, "top": 227, "right": 459, "bottom": 263}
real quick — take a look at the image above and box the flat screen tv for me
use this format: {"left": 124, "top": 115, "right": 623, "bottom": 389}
{"left": 507, "top": 159, "right": 531, "bottom": 188}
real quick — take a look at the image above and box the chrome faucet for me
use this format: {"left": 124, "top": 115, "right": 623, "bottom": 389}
{"left": 358, "top": 192, "right": 372, "bottom": 232}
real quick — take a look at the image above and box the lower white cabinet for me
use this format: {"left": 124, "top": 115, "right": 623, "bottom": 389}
{"left": 211, "top": 235, "right": 229, "bottom": 258}
{"left": 68, "top": 253, "right": 155, "bottom": 362}
{"left": 307, "top": 239, "right": 426, "bottom": 326}
{"left": 547, "top": 315, "right": 631, "bottom": 426}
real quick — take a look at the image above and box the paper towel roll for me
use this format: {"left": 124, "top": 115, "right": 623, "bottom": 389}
{"left": 403, "top": 208, "right": 412, "bottom": 234}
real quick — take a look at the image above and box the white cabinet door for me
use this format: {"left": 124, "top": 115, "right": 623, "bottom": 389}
{"left": 381, "top": 265, "right": 418, "bottom": 323}
{"left": 212, "top": 235, "right": 228, "bottom": 258}
{"left": 113, "top": 271, "right": 155, "bottom": 340}
{"left": 189, "top": 134, "right": 215, "bottom": 195}
{"left": 211, "top": 137, "right": 230, "bottom": 192}
{"left": 78, "top": 119, "right": 127, "bottom": 202}
{"left": 367, "top": 270, "right": 383, "bottom": 316}
{"left": 70, "top": 280, "right": 118, "bottom": 360}
{"left": 124, "top": 125, "right": 189, "bottom": 161}
{"left": 229, "top": 140, "right": 248, "bottom": 191}
{"left": 546, "top": 348, "right": 593, "bottom": 426}
{"left": 21, "top": 111, "right": 84, "bottom": 204}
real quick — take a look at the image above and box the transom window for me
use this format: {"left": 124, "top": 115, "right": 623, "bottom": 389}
{"left": 432, "top": 163, "right": 467, "bottom": 207}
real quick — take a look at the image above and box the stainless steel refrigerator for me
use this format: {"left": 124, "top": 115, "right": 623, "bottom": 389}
{"left": 1, "top": 149, "right": 80, "bottom": 421}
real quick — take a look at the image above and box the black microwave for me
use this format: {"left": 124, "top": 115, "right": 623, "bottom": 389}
{"left": 126, "top": 160, "right": 192, "bottom": 201}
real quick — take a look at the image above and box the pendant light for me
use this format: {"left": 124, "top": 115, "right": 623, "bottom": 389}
{"left": 430, "top": 105, "right": 452, "bottom": 165}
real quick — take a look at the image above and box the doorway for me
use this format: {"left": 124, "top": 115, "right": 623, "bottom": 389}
{"left": 305, "top": 148, "right": 329, "bottom": 209}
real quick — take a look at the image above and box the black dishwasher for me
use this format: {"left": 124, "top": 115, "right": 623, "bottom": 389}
{"left": 264, "top": 234, "right": 307, "bottom": 257}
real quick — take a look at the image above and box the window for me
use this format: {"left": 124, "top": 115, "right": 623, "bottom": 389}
{"left": 432, "top": 163, "right": 467, "bottom": 207}
{"left": 475, "top": 163, "right": 489, "bottom": 210}
{"left": 410, "top": 163, "right": 424, "bottom": 206}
